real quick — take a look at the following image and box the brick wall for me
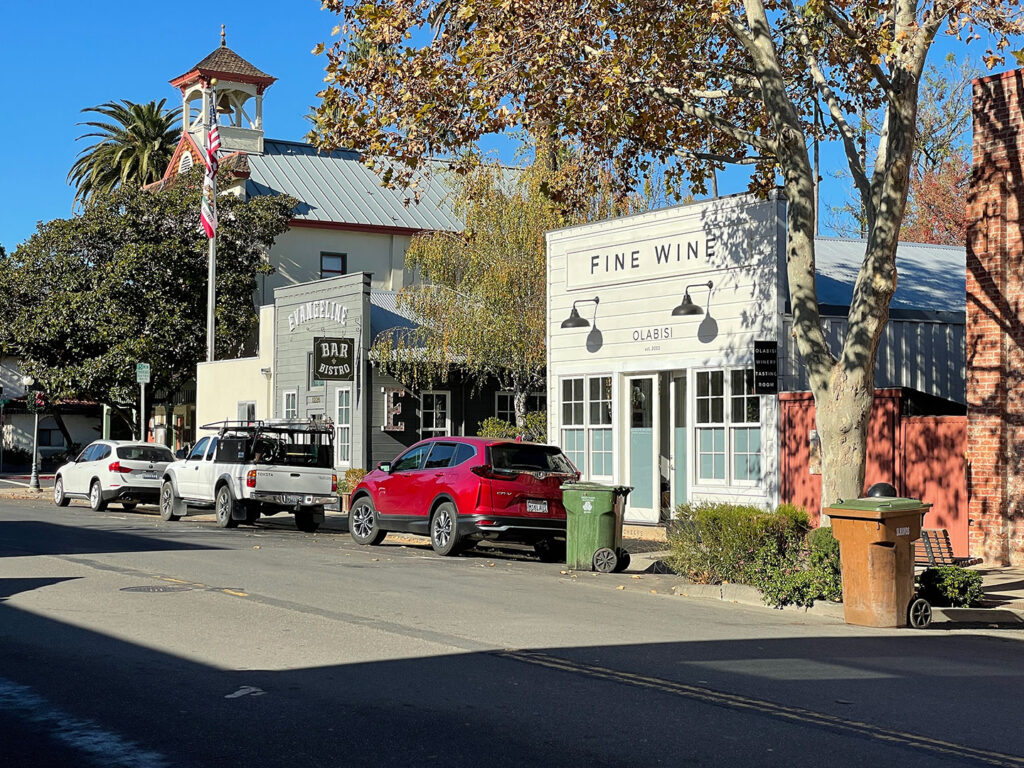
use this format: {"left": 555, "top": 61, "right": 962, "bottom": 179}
{"left": 967, "top": 68, "right": 1024, "bottom": 565}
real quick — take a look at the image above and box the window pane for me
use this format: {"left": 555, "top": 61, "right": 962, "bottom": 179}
{"left": 454, "top": 443, "right": 476, "bottom": 466}
{"left": 697, "top": 400, "right": 709, "bottom": 423}
{"left": 735, "top": 429, "right": 747, "bottom": 452}
{"left": 711, "top": 399, "right": 723, "bottom": 422}
{"left": 700, "top": 454, "right": 714, "bottom": 479}
{"left": 710, "top": 371, "right": 723, "bottom": 396}
{"left": 425, "top": 442, "right": 457, "bottom": 469}
{"left": 714, "top": 430, "right": 724, "bottom": 452}
{"left": 697, "top": 371, "right": 709, "bottom": 397}
{"left": 734, "top": 454, "right": 748, "bottom": 481}
{"left": 749, "top": 428, "right": 761, "bottom": 452}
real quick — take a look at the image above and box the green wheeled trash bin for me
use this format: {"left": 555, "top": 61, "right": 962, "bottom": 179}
{"left": 561, "top": 482, "right": 632, "bottom": 572}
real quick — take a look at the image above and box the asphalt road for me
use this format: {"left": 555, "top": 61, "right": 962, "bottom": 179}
{"left": 1, "top": 497, "right": 1023, "bottom": 768}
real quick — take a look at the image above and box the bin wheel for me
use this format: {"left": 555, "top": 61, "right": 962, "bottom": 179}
{"left": 593, "top": 547, "right": 618, "bottom": 573}
{"left": 908, "top": 598, "right": 933, "bottom": 629}
{"left": 612, "top": 549, "right": 631, "bottom": 573}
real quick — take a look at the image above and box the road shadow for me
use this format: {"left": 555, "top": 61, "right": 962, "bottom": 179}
{"left": 0, "top": 520, "right": 225, "bottom": 558}
{"left": 1, "top": 591, "right": 1024, "bottom": 768}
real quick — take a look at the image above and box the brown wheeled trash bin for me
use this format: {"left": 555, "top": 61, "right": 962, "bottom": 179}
{"left": 826, "top": 498, "right": 929, "bottom": 628}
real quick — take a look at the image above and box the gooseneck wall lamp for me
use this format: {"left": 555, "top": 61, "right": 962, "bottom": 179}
{"left": 672, "top": 281, "right": 714, "bottom": 317}
{"left": 561, "top": 297, "right": 600, "bottom": 328}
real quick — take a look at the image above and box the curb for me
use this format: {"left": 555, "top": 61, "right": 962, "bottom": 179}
{"left": 669, "top": 579, "right": 846, "bottom": 620}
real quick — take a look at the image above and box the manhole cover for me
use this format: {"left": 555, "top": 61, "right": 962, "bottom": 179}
{"left": 120, "top": 585, "right": 193, "bottom": 593}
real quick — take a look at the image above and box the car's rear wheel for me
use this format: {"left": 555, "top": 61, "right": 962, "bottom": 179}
{"left": 295, "top": 508, "right": 321, "bottom": 533}
{"left": 53, "top": 477, "right": 70, "bottom": 507}
{"left": 159, "top": 480, "right": 181, "bottom": 521}
{"left": 430, "top": 502, "right": 464, "bottom": 556}
{"left": 121, "top": 502, "right": 137, "bottom": 511}
{"left": 89, "top": 481, "right": 107, "bottom": 511}
{"left": 215, "top": 485, "right": 239, "bottom": 529}
{"left": 350, "top": 496, "right": 386, "bottom": 545}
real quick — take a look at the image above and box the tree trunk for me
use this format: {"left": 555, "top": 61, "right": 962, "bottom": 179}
{"left": 815, "top": 368, "right": 874, "bottom": 517}
{"left": 513, "top": 389, "right": 528, "bottom": 430}
{"left": 48, "top": 404, "right": 75, "bottom": 452}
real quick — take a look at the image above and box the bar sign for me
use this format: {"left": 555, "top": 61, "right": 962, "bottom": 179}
{"left": 753, "top": 340, "right": 778, "bottom": 395}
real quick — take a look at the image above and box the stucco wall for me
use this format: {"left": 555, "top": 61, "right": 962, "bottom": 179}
{"left": 259, "top": 226, "right": 411, "bottom": 305}
{"left": 195, "top": 304, "right": 275, "bottom": 436}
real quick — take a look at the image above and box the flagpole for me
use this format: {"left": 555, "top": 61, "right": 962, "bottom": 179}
{"left": 205, "top": 79, "right": 218, "bottom": 363}
{"left": 207, "top": 229, "right": 216, "bottom": 363}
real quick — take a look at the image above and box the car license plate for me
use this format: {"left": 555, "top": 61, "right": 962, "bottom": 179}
{"left": 143, "top": 473, "right": 158, "bottom": 480}
{"left": 526, "top": 499, "right": 548, "bottom": 514}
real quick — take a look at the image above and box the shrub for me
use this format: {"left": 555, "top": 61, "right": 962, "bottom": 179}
{"left": 341, "top": 468, "right": 368, "bottom": 494}
{"left": 476, "top": 411, "right": 547, "bottom": 442}
{"left": 752, "top": 526, "right": 844, "bottom": 608}
{"left": 666, "top": 501, "right": 809, "bottom": 585}
{"left": 917, "top": 566, "right": 984, "bottom": 608}
{"left": 477, "top": 417, "right": 518, "bottom": 439}
{"left": 1, "top": 446, "right": 32, "bottom": 468}
{"left": 806, "top": 527, "right": 844, "bottom": 603}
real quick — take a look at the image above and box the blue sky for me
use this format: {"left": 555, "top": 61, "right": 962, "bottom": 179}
{"left": 0, "top": 2, "right": 1016, "bottom": 251}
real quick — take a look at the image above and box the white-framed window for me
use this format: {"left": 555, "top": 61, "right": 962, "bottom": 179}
{"left": 560, "top": 378, "right": 585, "bottom": 472}
{"left": 283, "top": 390, "right": 298, "bottom": 420}
{"left": 237, "top": 401, "right": 256, "bottom": 423}
{"left": 559, "top": 375, "right": 613, "bottom": 478}
{"left": 495, "top": 391, "right": 546, "bottom": 422}
{"left": 588, "top": 376, "right": 613, "bottom": 479}
{"left": 308, "top": 352, "right": 325, "bottom": 389}
{"left": 336, "top": 387, "right": 352, "bottom": 466}
{"left": 421, "top": 391, "right": 450, "bottom": 437}
{"left": 730, "top": 369, "right": 761, "bottom": 482}
{"left": 695, "top": 368, "right": 761, "bottom": 485}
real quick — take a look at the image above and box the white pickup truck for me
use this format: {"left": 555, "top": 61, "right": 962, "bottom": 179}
{"left": 159, "top": 420, "right": 338, "bottom": 532}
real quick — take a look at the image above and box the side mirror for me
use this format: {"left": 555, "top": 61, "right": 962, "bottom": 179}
{"left": 377, "top": 461, "right": 391, "bottom": 473}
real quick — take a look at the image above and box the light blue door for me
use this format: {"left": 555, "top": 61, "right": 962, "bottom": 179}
{"left": 627, "top": 376, "right": 659, "bottom": 523}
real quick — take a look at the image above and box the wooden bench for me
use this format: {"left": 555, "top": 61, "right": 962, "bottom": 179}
{"left": 914, "top": 528, "right": 983, "bottom": 568}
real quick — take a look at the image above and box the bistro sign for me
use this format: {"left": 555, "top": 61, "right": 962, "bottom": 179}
{"left": 312, "top": 337, "right": 354, "bottom": 381}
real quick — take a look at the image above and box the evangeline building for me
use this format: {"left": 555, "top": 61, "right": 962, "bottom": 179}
{"left": 546, "top": 192, "right": 965, "bottom": 525}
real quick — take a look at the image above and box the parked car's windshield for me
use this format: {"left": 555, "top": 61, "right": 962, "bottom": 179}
{"left": 117, "top": 445, "right": 174, "bottom": 462}
{"left": 489, "top": 444, "right": 576, "bottom": 474}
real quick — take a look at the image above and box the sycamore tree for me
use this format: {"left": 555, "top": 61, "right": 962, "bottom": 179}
{"left": 0, "top": 172, "right": 294, "bottom": 433}
{"left": 312, "top": 0, "right": 1023, "bottom": 508}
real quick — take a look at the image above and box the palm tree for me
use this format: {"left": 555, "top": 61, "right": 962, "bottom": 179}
{"left": 68, "top": 99, "right": 182, "bottom": 207}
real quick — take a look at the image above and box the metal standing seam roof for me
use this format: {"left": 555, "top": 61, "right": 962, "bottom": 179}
{"left": 813, "top": 237, "right": 965, "bottom": 313}
{"left": 246, "top": 140, "right": 463, "bottom": 232}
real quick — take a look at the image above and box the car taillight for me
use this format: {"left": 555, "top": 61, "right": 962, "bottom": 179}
{"left": 471, "top": 465, "right": 515, "bottom": 480}
{"left": 108, "top": 461, "right": 131, "bottom": 474}
{"left": 331, "top": 474, "right": 338, "bottom": 493}
{"left": 246, "top": 470, "right": 257, "bottom": 488}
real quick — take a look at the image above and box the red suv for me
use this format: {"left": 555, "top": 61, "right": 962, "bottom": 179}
{"left": 349, "top": 437, "right": 579, "bottom": 558}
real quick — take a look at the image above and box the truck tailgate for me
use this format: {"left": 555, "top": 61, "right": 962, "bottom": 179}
{"left": 252, "top": 467, "right": 335, "bottom": 495}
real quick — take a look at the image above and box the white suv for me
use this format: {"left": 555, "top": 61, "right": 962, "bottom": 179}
{"left": 53, "top": 440, "right": 175, "bottom": 511}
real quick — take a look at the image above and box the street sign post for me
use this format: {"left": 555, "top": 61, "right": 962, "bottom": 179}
{"left": 136, "top": 363, "right": 151, "bottom": 441}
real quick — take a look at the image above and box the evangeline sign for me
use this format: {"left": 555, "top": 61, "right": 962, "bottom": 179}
{"left": 312, "top": 337, "right": 354, "bottom": 381}
{"left": 288, "top": 300, "right": 348, "bottom": 333}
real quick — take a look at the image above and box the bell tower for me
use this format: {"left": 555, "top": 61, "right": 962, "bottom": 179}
{"left": 170, "top": 26, "right": 276, "bottom": 155}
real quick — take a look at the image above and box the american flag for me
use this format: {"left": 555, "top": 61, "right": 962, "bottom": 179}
{"left": 200, "top": 90, "right": 221, "bottom": 239}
